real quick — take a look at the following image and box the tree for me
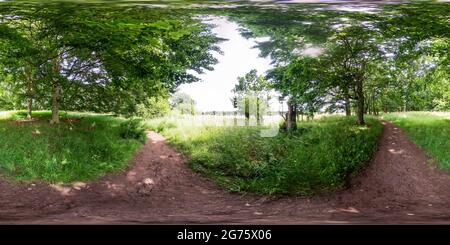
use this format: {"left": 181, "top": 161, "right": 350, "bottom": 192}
{"left": 2, "top": 1, "right": 449, "bottom": 125}
{"left": 267, "top": 57, "right": 323, "bottom": 130}
{"left": 135, "top": 96, "right": 170, "bottom": 119}
{"left": 225, "top": 5, "right": 342, "bottom": 129}
{"left": 231, "top": 69, "right": 269, "bottom": 126}
{"left": 227, "top": 3, "right": 449, "bottom": 127}
{"left": 0, "top": 2, "right": 222, "bottom": 123}
{"left": 0, "top": 18, "right": 43, "bottom": 118}
{"left": 170, "top": 92, "right": 196, "bottom": 115}
{"left": 322, "top": 25, "right": 381, "bottom": 125}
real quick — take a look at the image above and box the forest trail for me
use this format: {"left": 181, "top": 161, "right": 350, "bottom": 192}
{"left": 1, "top": 121, "right": 449, "bottom": 224}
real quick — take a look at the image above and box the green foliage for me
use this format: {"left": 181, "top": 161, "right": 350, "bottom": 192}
{"left": 232, "top": 69, "right": 270, "bottom": 121}
{"left": 267, "top": 57, "right": 323, "bottom": 115}
{"left": 383, "top": 112, "right": 450, "bottom": 171}
{"left": 0, "top": 75, "right": 18, "bottom": 110}
{"left": 232, "top": 69, "right": 269, "bottom": 95}
{"left": 151, "top": 120, "right": 177, "bottom": 133}
{"left": 170, "top": 92, "right": 196, "bottom": 115}
{"left": 118, "top": 118, "right": 147, "bottom": 144}
{"left": 135, "top": 97, "right": 170, "bottom": 119}
{"left": 148, "top": 115, "right": 382, "bottom": 195}
{"left": 0, "top": 111, "right": 143, "bottom": 183}
{"left": 1, "top": 2, "right": 448, "bottom": 122}
{"left": 0, "top": 2, "right": 221, "bottom": 121}
{"left": 225, "top": 3, "right": 449, "bottom": 122}
{"left": 0, "top": 1, "right": 448, "bottom": 192}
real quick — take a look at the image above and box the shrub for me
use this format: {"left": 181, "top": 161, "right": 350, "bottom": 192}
{"left": 145, "top": 118, "right": 177, "bottom": 133}
{"left": 119, "top": 118, "right": 147, "bottom": 143}
{"left": 156, "top": 120, "right": 177, "bottom": 133}
{"left": 135, "top": 97, "right": 170, "bottom": 119}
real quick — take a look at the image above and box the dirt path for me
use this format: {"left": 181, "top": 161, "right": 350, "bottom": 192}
{"left": 1, "top": 121, "right": 449, "bottom": 224}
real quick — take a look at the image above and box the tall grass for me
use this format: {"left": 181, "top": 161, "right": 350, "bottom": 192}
{"left": 146, "top": 115, "right": 383, "bottom": 195}
{"left": 0, "top": 111, "right": 145, "bottom": 183}
{"left": 383, "top": 112, "right": 450, "bottom": 171}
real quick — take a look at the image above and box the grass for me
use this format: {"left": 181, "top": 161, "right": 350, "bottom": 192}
{"left": 146, "top": 115, "right": 383, "bottom": 195}
{"left": 383, "top": 112, "right": 450, "bottom": 171}
{"left": 0, "top": 111, "right": 145, "bottom": 183}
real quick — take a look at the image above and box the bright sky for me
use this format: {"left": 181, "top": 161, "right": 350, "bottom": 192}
{"left": 179, "top": 16, "right": 274, "bottom": 112}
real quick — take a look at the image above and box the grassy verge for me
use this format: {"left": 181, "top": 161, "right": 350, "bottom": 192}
{"left": 0, "top": 111, "right": 146, "bottom": 183}
{"left": 383, "top": 112, "right": 450, "bottom": 171}
{"left": 146, "top": 115, "right": 383, "bottom": 195}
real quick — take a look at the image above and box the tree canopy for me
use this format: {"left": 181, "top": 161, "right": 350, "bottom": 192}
{"left": 218, "top": 2, "right": 449, "bottom": 127}
{"left": 231, "top": 69, "right": 269, "bottom": 125}
{"left": 0, "top": 1, "right": 222, "bottom": 121}
{"left": 1, "top": 1, "right": 448, "bottom": 128}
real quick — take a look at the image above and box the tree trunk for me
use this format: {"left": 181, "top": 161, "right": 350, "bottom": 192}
{"left": 345, "top": 93, "right": 351, "bottom": 116}
{"left": 27, "top": 98, "right": 33, "bottom": 119}
{"left": 284, "top": 102, "right": 297, "bottom": 131}
{"left": 256, "top": 97, "right": 261, "bottom": 126}
{"left": 50, "top": 59, "right": 61, "bottom": 124}
{"left": 372, "top": 96, "right": 376, "bottom": 116}
{"left": 50, "top": 81, "right": 61, "bottom": 124}
{"left": 403, "top": 85, "right": 407, "bottom": 112}
{"left": 233, "top": 111, "right": 237, "bottom": 126}
{"left": 244, "top": 97, "right": 249, "bottom": 126}
{"left": 356, "top": 79, "right": 365, "bottom": 125}
{"left": 26, "top": 73, "right": 33, "bottom": 119}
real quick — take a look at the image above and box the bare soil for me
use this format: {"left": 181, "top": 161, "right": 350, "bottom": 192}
{"left": 1, "top": 121, "right": 449, "bottom": 224}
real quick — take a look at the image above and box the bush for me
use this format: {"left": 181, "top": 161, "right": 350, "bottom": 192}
{"left": 155, "top": 120, "right": 177, "bottom": 133}
{"left": 145, "top": 118, "right": 178, "bottom": 133}
{"left": 134, "top": 97, "right": 170, "bottom": 119}
{"left": 119, "top": 119, "right": 147, "bottom": 143}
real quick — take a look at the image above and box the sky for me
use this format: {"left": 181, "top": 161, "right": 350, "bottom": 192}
{"left": 178, "top": 16, "right": 275, "bottom": 112}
